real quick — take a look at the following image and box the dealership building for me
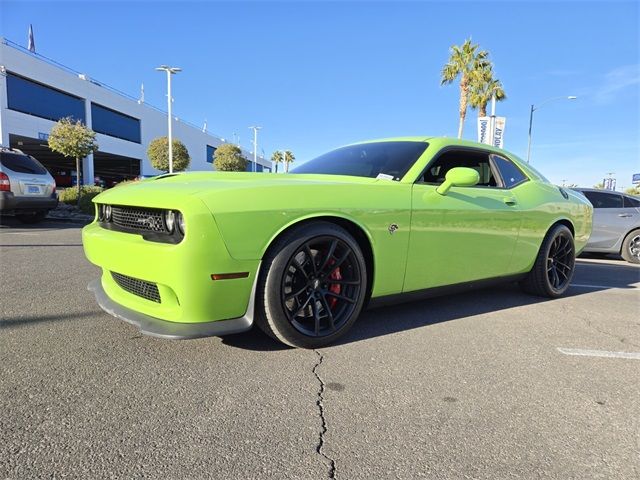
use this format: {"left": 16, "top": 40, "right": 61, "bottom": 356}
{"left": 0, "top": 38, "right": 271, "bottom": 186}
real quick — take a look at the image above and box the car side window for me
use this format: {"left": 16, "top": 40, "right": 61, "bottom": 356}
{"left": 623, "top": 195, "right": 640, "bottom": 208}
{"left": 582, "top": 191, "right": 624, "bottom": 208}
{"left": 420, "top": 149, "right": 500, "bottom": 187}
{"left": 491, "top": 155, "right": 528, "bottom": 188}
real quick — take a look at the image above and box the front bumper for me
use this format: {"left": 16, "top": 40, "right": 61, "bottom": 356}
{"left": 0, "top": 191, "right": 58, "bottom": 212}
{"left": 88, "top": 278, "right": 255, "bottom": 339}
{"left": 83, "top": 195, "right": 261, "bottom": 326}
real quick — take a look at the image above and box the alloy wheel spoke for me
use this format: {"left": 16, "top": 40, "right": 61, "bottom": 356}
{"left": 319, "top": 295, "right": 336, "bottom": 332}
{"left": 292, "top": 258, "right": 310, "bottom": 280}
{"left": 325, "top": 290, "right": 356, "bottom": 304}
{"left": 311, "top": 298, "right": 321, "bottom": 336}
{"left": 318, "top": 239, "right": 338, "bottom": 275}
{"left": 327, "top": 279, "right": 360, "bottom": 286}
{"left": 304, "top": 245, "right": 318, "bottom": 275}
{"left": 292, "top": 295, "right": 313, "bottom": 319}
{"left": 326, "top": 248, "right": 352, "bottom": 278}
{"left": 285, "top": 285, "right": 310, "bottom": 302}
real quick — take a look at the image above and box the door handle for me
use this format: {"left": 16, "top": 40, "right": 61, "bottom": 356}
{"left": 503, "top": 197, "right": 517, "bottom": 206}
{"left": 618, "top": 213, "right": 633, "bottom": 217}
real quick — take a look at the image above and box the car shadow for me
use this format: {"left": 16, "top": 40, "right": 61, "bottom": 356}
{"left": 222, "top": 264, "right": 639, "bottom": 352}
{"left": 0, "top": 216, "right": 86, "bottom": 230}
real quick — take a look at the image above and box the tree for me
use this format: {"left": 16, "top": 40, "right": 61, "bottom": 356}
{"left": 213, "top": 143, "right": 248, "bottom": 172}
{"left": 593, "top": 182, "right": 605, "bottom": 189}
{"left": 48, "top": 117, "right": 98, "bottom": 197}
{"left": 271, "top": 150, "right": 283, "bottom": 173}
{"left": 440, "top": 39, "right": 490, "bottom": 138}
{"left": 625, "top": 185, "right": 640, "bottom": 196}
{"left": 147, "top": 137, "right": 191, "bottom": 173}
{"left": 469, "top": 64, "right": 506, "bottom": 117}
{"left": 284, "top": 150, "right": 295, "bottom": 173}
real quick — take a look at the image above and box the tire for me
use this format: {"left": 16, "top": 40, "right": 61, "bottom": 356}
{"left": 520, "top": 224, "right": 575, "bottom": 298}
{"left": 256, "top": 221, "right": 368, "bottom": 348}
{"left": 16, "top": 211, "right": 48, "bottom": 224}
{"left": 620, "top": 229, "right": 640, "bottom": 264}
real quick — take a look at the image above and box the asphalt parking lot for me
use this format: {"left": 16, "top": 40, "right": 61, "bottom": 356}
{"left": 1, "top": 219, "right": 639, "bottom": 480}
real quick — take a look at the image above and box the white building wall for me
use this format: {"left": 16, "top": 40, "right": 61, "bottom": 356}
{"left": 0, "top": 40, "right": 270, "bottom": 182}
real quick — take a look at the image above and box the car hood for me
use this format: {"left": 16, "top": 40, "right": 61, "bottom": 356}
{"left": 92, "top": 172, "right": 380, "bottom": 209}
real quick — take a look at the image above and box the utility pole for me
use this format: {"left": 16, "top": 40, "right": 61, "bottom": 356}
{"left": 249, "top": 126, "right": 262, "bottom": 172}
{"left": 155, "top": 65, "right": 182, "bottom": 173}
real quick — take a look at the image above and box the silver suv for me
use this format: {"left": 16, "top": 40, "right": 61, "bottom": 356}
{"left": 573, "top": 188, "right": 640, "bottom": 264}
{"left": 0, "top": 147, "right": 58, "bottom": 223}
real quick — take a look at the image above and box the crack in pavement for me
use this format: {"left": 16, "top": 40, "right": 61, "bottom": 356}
{"left": 584, "top": 318, "right": 640, "bottom": 349}
{"left": 313, "top": 349, "right": 337, "bottom": 479}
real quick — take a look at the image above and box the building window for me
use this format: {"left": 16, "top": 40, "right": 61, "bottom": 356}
{"left": 246, "top": 161, "right": 264, "bottom": 172}
{"left": 91, "top": 103, "right": 141, "bottom": 143}
{"left": 6, "top": 72, "right": 85, "bottom": 122}
{"left": 206, "top": 145, "right": 216, "bottom": 164}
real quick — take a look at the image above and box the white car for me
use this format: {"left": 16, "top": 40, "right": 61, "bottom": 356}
{"left": 573, "top": 188, "right": 640, "bottom": 264}
{"left": 0, "top": 147, "right": 58, "bottom": 223}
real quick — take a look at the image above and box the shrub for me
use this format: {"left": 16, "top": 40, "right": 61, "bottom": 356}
{"left": 213, "top": 143, "right": 248, "bottom": 171}
{"left": 59, "top": 186, "right": 104, "bottom": 214}
{"left": 147, "top": 137, "right": 190, "bottom": 172}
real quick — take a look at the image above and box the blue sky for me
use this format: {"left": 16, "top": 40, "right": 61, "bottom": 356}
{"left": 2, "top": 1, "right": 639, "bottom": 188}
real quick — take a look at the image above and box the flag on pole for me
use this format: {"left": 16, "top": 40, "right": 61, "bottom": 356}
{"left": 28, "top": 24, "right": 35, "bottom": 53}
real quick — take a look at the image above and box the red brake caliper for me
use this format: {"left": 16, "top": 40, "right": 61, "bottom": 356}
{"left": 328, "top": 260, "right": 342, "bottom": 309}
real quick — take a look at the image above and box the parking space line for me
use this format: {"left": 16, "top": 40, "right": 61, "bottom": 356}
{"left": 557, "top": 347, "right": 640, "bottom": 360}
{"left": 570, "top": 283, "right": 639, "bottom": 290}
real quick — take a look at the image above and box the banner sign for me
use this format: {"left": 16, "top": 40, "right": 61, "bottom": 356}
{"left": 477, "top": 116, "right": 506, "bottom": 148}
{"left": 477, "top": 117, "right": 491, "bottom": 145}
{"left": 603, "top": 177, "right": 616, "bottom": 191}
{"left": 38, "top": 132, "right": 49, "bottom": 141}
{"left": 633, "top": 173, "right": 640, "bottom": 185}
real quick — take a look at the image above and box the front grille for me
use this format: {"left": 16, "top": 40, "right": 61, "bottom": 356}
{"left": 111, "top": 206, "right": 166, "bottom": 233}
{"left": 111, "top": 272, "right": 161, "bottom": 303}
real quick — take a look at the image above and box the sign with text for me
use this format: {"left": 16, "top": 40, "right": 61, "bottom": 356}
{"left": 477, "top": 116, "right": 506, "bottom": 148}
{"left": 633, "top": 173, "right": 640, "bottom": 185}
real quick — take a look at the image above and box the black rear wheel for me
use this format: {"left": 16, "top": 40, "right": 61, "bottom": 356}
{"left": 520, "top": 224, "right": 575, "bottom": 298}
{"left": 256, "top": 222, "right": 367, "bottom": 348}
{"left": 621, "top": 229, "right": 640, "bottom": 264}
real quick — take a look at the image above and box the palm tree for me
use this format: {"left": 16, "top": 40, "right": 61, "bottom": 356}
{"left": 271, "top": 150, "right": 283, "bottom": 173}
{"left": 441, "top": 39, "right": 489, "bottom": 138}
{"left": 470, "top": 64, "right": 506, "bottom": 117}
{"left": 284, "top": 150, "right": 295, "bottom": 173}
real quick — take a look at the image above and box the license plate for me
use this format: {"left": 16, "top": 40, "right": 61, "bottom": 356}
{"left": 26, "top": 185, "right": 41, "bottom": 194}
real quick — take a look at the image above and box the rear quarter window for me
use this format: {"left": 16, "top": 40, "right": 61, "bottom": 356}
{"left": 491, "top": 155, "right": 528, "bottom": 188}
{"left": 582, "top": 191, "right": 623, "bottom": 208}
{"left": 623, "top": 195, "right": 640, "bottom": 208}
{"left": 0, "top": 152, "right": 48, "bottom": 175}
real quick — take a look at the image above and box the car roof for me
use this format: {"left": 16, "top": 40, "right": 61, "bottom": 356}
{"left": 572, "top": 187, "right": 636, "bottom": 198}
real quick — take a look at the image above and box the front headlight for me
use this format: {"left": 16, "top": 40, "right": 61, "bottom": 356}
{"left": 104, "top": 205, "right": 112, "bottom": 222}
{"left": 164, "top": 210, "right": 175, "bottom": 233}
{"left": 97, "top": 204, "right": 105, "bottom": 221}
{"left": 176, "top": 211, "right": 185, "bottom": 235}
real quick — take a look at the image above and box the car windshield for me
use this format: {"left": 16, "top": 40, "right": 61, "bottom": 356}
{"left": 291, "top": 141, "right": 428, "bottom": 180}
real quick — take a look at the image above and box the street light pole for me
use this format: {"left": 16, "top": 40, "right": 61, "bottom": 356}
{"left": 156, "top": 65, "right": 182, "bottom": 173}
{"left": 249, "top": 126, "right": 262, "bottom": 172}
{"left": 526, "top": 96, "right": 577, "bottom": 163}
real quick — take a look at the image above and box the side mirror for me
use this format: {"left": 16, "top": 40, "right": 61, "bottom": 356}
{"left": 436, "top": 167, "right": 480, "bottom": 195}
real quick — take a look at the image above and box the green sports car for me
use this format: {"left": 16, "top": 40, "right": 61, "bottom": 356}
{"left": 83, "top": 137, "right": 592, "bottom": 348}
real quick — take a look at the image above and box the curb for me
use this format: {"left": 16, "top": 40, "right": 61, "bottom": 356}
{"left": 45, "top": 216, "right": 93, "bottom": 225}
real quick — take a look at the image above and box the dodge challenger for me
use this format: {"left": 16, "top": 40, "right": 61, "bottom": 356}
{"left": 82, "top": 137, "right": 592, "bottom": 348}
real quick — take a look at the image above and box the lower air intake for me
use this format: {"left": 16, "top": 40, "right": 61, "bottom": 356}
{"left": 111, "top": 272, "right": 161, "bottom": 303}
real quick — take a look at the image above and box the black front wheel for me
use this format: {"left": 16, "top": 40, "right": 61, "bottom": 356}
{"left": 256, "top": 222, "right": 368, "bottom": 348}
{"left": 520, "top": 224, "right": 575, "bottom": 298}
